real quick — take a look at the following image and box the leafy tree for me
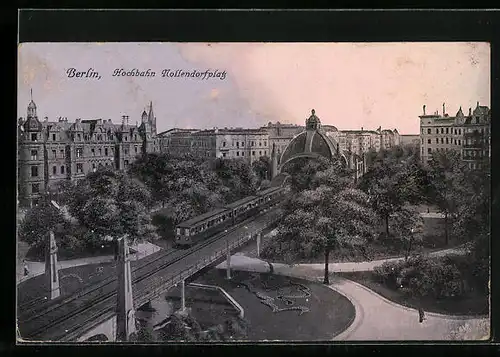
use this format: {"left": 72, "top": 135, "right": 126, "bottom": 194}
{"left": 268, "top": 163, "right": 377, "bottom": 284}
{"left": 67, "top": 167, "right": 158, "bottom": 245}
{"left": 18, "top": 202, "right": 67, "bottom": 249}
{"left": 213, "top": 158, "right": 258, "bottom": 202}
{"left": 427, "top": 150, "right": 469, "bottom": 245}
{"left": 252, "top": 156, "right": 271, "bottom": 181}
{"left": 281, "top": 156, "right": 331, "bottom": 192}
{"left": 391, "top": 206, "right": 425, "bottom": 260}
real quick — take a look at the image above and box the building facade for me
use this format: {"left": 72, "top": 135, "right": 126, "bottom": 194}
{"left": 262, "top": 122, "right": 304, "bottom": 160}
{"left": 18, "top": 96, "right": 158, "bottom": 208}
{"left": 419, "top": 102, "right": 491, "bottom": 169}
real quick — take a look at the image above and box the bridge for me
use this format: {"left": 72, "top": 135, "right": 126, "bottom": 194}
{"left": 17, "top": 206, "right": 283, "bottom": 342}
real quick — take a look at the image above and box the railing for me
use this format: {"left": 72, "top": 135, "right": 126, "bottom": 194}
{"left": 135, "top": 209, "right": 283, "bottom": 307}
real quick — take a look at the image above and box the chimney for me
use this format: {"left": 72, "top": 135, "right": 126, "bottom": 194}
{"left": 469, "top": 108, "right": 472, "bottom": 116}
{"left": 477, "top": 101, "right": 479, "bottom": 108}
{"left": 443, "top": 103, "right": 446, "bottom": 116}
{"left": 423, "top": 105, "right": 426, "bottom": 115}
{"left": 361, "top": 127, "right": 364, "bottom": 131}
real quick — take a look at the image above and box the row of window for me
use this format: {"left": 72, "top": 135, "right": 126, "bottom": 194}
{"left": 425, "top": 138, "right": 462, "bottom": 145}
{"left": 222, "top": 141, "right": 268, "bottom": 148}
{"left": 221, "top": 150, "right": 268, "bottom": 158}
{"left": 29, "top": 132, "right": 145, "bottom": 143}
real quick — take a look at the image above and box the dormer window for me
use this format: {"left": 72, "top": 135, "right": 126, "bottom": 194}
{"left": 31, "top": 133, "right": 37, "bottom": 141}
{"left": 52, "top": 133, "right": 56, "bottom": 141}
{"left": 77, "top": 133, "right": 82, "bottom": 141}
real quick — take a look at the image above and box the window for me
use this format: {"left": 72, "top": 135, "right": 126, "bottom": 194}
{"left": 135, "top": 146, "right": 138, "bottom": 153}
{"left": 124, "top": 160, "right": 129, "bottom": 167}
{"left": 31, "top": 166, "right": 38, "bottom": 177}
{"left": 236, "top": 142, "right": 239, "bottom": 147}
{"left": 77, "top": 134, "right": 81, "bottom": 141}
{"left": 52, "top": 150, "right": 56, "bottom": 158}
{"left": 124, "top": 148, "right": 129, "bottom": 155}
{"left": 252, "top": 151, "right": 255, "bottom": 156}
{"left": 446, "top": 138, "right": 449, "bottom": 144}
{"left": 259, "top": 141, "right": 262, "bottom": 147}
{"left": 264, "top": 141, "right": 267, "bottom": 146}
{"left": 60, "top": 149, "right": 64, "bottom": 157}
{"left": 125, "top": 136, "right": 128, "bottom": 141}
{"left": 436, "top": 129, "right": 439, "bottom": 134}
{"left": 105, "top": 148, "right": 108, "bottom": 156}
{"left": 427, "top": 148, "right": 432, "bottom": 153}
{"left": 427, "top": 139, "right": 431, "bottom": 144}
{"left": 99, "top": 148, "right": 102, "bottom": 156}
{"left": 92, "top": 163, "right": 96, "bottom": 171}
{"left": 454, "top": 139, "right": 457, "bottom": 145}
{"left": 458, "top": 140, "right": 461, "bottom": 145}
{"left": 236, "top": 151, "right": 240, "bottom": 156}
{"left": 31, "top": 133, "right": 37, "bottom": 141}
{"left": 427, "top": 129, "right": 431, "bottom": 134}
{"left": 61, "top": 165, "right": 65, "bottom": 174}
{"left": 222, "top": 153, "right": 227, "bottom": 158}
{"left": 459, "top": 129, "right": 461, "bottom": 135}
{"left": 446, "top": 128, "right": 449, "bottom": 134}
{"left": 264, "top": 150, "right": 267, "bottom": 156}
{"left": 91, "top": 148, "right": 95, "bottom": 156}
{"left": 441, "top": 128, "right": 444, "bottom": 134}
{"left": 435, "top": 138, "right": 439, "bottom": 144}
{"left": 242, "top": 142, "right": 245, "bottom": 147}
{"left": 259, "top": 151, "right": 262, "bottom": 155}
{"left": 52, "top": 166, "right": 57, "bottom": 175}
{"left": 52, "top": 133, "right": 56, "bottom": 141}
{"left": 441, "top": 138, "right": 444, "bottom": 144}
{"left": 222, "top": 141, "right": 226, "bottom": 147}
{"left": 76, "top": 148, "right": 83, "bottom": 158}
{"left": 31, "top": 183, "right": 40, "bottom": 193}
{"left": 30, "top": 150, "right": 38, "bottom": 160}
{"left": 76, "top": 163, "right": 83, "bottom": 173}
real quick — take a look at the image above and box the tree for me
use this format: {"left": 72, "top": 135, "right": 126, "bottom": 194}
{"left": 213, "top": 158, "right": 258, "bottom": 202}
{"left": 359, "top": 163, "right": 404, "bottom": 237}
{"left": 67, "top": 167, "right": 159, "bottom": 246}
{"left": 252, "top": 156, "right": 271, "bottom": 182}
{"left": 18, "top": 202, "right": 67, "bottom": 249}
{"left": 428, "top": 150, "right": 469, "bottom": 245}
{"left": 391, "top": 206, "right": 425, "bottom": 260}
{"left": 268, "top": 163, "right": 377, "bottom": 284}
{"left": 281, "top": 156, "right": 331, "bottom": 192}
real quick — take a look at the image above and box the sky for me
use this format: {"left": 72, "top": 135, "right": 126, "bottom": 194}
{"left": 18, "top": 42, "right": 490, "bottom": 134}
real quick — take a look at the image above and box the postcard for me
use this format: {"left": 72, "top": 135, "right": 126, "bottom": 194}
{"left": 16, "top": 42, "right": 490, "bottom": 342}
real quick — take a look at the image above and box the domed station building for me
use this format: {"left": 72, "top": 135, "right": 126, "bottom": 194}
{"left": 270, "top": 109, "right": 366, "bottom": 183}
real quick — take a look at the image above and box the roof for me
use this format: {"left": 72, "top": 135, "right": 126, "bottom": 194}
{"left": 225, "top": 195, "right": 258, "bottom": 209}
{"left": 280, "top": 129, "right": 338, "bottom": 166}
{"left": 177, "top": 207, "right": 228, "bottom": 228}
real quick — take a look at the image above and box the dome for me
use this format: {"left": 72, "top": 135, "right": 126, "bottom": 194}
{"left": 280, "top": 130, "right": 337, "bottom": 166}
{"left": 23, "top": 116, "right": 42, "bottom": 132}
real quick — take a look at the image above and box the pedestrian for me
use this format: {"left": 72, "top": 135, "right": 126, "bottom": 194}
{"left": 418, "top": 306, "right": 426, "bottom": 323}
{"left": 23, "top": 260, "right": 29, "bottom": 276}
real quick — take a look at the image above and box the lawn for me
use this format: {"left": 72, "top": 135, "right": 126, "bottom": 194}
{"left": 170, "top": 269, "right": 357, "bottom": 341}
{"left": 338, "top": 271, "right": 489, "bottom": 316}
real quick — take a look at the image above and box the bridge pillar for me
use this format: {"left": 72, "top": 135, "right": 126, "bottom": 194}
{"left": 116, "top": 236, "right": 136, "bottom": 342}
{"left": 256, "top": 232, "right": 261, "bottom": 258}
{"left": 45, "top": 230, "right": 60, "bottom": 300}
{"left": 180, "top": 279, "right": 186, "bottom": 312}
{"left": 226, "top": 240, "right": 231, "bottom": 280}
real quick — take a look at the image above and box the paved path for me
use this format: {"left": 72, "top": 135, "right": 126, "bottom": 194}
{"left": 215, "top": 254, "right": 489, "bottom": 341}
{"left": 17, "top": 241, "right": 162, "bottom": 284}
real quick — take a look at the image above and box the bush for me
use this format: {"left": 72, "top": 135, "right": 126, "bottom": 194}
{"left": 375, "top": 256, "right": 466, "bottom": 299}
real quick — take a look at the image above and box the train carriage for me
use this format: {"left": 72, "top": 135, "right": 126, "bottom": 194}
{"left": 175, "top": 186, "right": 286, "bottom": 248}
{"left": 175, "top": 207, "right": 231, "bottom": 247}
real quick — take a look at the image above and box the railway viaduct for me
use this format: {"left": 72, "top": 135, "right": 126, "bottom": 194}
{"left": 18, "top": 207, "right": 283, "bottom": 342}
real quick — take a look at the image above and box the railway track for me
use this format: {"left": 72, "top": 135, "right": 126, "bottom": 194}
{"left": 19, "top": 206, "right": 283, "bottom": 341}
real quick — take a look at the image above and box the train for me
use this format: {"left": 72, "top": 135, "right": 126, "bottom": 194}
{"left": 175, "top": 185, "right": 285, "bottom": 247}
